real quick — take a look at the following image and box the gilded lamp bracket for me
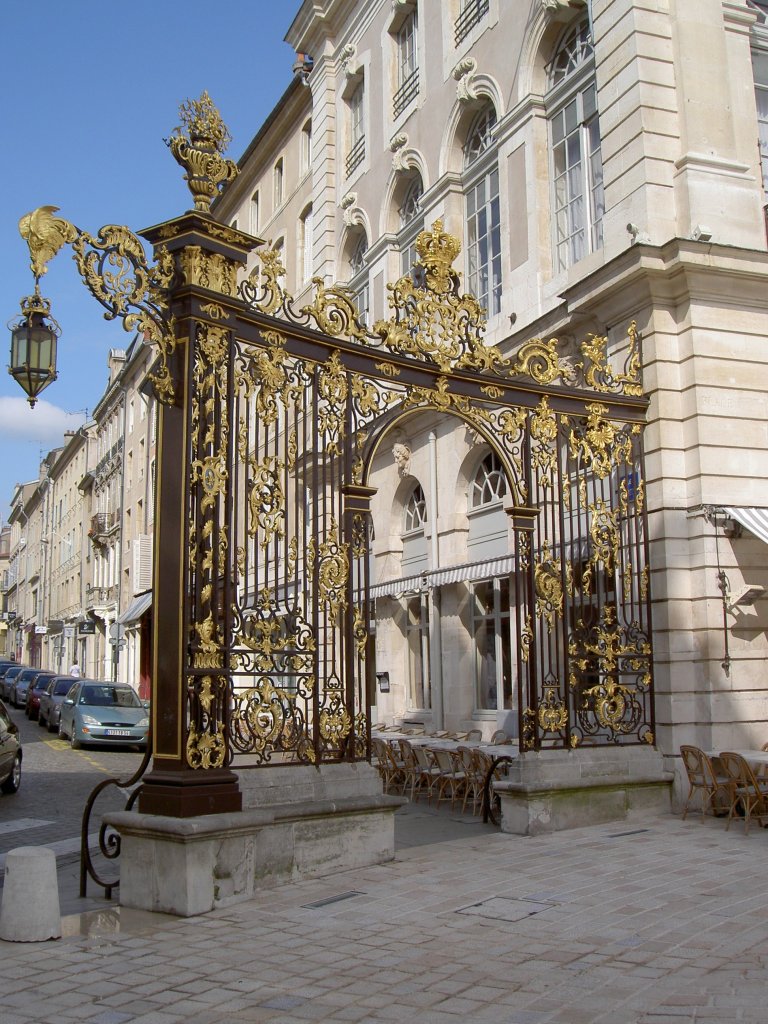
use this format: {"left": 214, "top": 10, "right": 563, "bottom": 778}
{"left": 17, "top": 204, "right": 177, "bottom": 404}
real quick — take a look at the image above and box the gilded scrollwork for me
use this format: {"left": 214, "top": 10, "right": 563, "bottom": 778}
{"left": 569, "top": 402, "right": 633, "bottom": 479}
{"left": 578, "top": 321, "right": 643, "bottom": 398}
{"left": 538, "top": 681, "right": 568, "bottom": 733}
{"left": 534, "top": 541, "right": 572, "bottom": 633}
{"left": 318, "top": 518, "right": 349, "bottom": 626}
{"left": 247, "top": 455, "right": 286, "bottom": 550}
{"left": 318, "top": 351, "right": 348, "bottom": 454}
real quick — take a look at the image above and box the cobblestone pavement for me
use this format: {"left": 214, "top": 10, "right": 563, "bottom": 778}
{"left": 3, "top": 802, "right": 768, "bottom": 1023}
{"left": 0, "top": 703, "right": 145, "bottom": 865}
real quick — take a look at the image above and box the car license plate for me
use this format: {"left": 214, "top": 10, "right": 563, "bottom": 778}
{"left": 105, "top": 729, "right": 131, "bottom": 737}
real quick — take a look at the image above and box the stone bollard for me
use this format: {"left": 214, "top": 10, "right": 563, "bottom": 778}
{"left": 0, "top": 847, "right": 61, "bottom": 941}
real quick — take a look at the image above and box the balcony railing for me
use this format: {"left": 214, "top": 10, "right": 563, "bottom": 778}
{"left": 455, "top": 0, "right": 489, "bottom": 45}
{"left": 85, "top": 584, "right": 117, "bottom": 609}
{"left": 393, "top": 67, "right": 419, "bottom": 118}
{"left": 89, "top": 511, "right": 117, "bottom": 541}
{"left": 345, "top": 134, "right": 365, "bottom": 178}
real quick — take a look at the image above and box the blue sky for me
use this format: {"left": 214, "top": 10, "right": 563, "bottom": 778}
{"left": 0, "top": 1, "right": 298, "bottom": 522}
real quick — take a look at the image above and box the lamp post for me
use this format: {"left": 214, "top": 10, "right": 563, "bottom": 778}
{"left": 8, "top": 92, "right": 250, "bottom": 817}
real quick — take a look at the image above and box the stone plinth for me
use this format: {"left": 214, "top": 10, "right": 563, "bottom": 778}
{"left": 495, "top": 746, "right": 673, "bottom": 836}
{"left": 105, "top": 762, "right": 402, "bottom": 917}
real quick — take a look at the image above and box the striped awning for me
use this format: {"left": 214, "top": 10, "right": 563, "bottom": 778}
{"left": 369, "top": 554, "right": 515, "bottom": 599}
{"left": 117, "top": 590, "right": 152, "bottom": 625}
{"left": 723, "top": 507, "right": 768, "bottom": 546}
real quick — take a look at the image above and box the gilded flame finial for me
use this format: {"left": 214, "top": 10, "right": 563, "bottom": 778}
{"left": 167, "top": 92, "right": 238, "bottom": 213}
{"left": 18, "top": 206, "right": 77, "bottom": 283}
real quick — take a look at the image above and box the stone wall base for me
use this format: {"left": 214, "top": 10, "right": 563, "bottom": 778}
{"left": 105, "top": 763, "right": 402, "bottom": 917}
{"left": 494, "top": 746, "right": 673, "bottom": 836}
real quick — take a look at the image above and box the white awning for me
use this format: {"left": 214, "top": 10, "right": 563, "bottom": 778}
{"left": 369, "top": 554, "right": 515, "bottom": 599}
{"left": 117, "top": 591, "right": 152, "bottom": 625}
{"left": 723, "top": 507, "right": 768, "bottom": 545}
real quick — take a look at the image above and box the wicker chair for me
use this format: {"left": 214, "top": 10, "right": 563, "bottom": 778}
{"left": 718, "top": 751, "right": 768, "bottom": 833}
{"left": 490, "top": 730, "right": 510, "bottom": 744}
{"left": 679, "top": 745, "right": 730, "bottom": 820}
{"left": 430, "top": 747, "right": 466, "bottom": 810}
{"left": 411, "top": 743, "right": 441, "bottom": 803}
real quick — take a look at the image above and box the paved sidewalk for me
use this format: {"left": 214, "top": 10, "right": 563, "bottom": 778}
{"left": 3, "top": 805, "right": 768, "bottom": 1023}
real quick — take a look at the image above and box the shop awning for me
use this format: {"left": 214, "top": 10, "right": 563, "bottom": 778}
{"left": 117, "top": 591, "right": 152, "bottom": 625}
{"left": 369, "top": 554, "right": 515, "bottom": 599}
{"left": 722, "top": 507, "right": 768, "bottom": 546}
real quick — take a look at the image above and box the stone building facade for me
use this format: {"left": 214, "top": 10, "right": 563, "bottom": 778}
{"left": 213, "top": 0, "right": 768, "bottom": 795}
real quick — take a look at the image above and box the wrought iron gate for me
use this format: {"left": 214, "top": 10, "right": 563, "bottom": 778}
{"left": 161, "top": 217, "right": 654, "bottom": 771}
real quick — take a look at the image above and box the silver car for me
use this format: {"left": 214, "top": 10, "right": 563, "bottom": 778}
{"left": 38, "top": 675, "right": 77, "bottom": 732}
{"left": 58, "top": 681, "right": 149, "bottom": 750}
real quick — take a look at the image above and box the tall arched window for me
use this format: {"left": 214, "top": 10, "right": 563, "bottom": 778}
{"left": 471, "top": 451, "right": 507, "bottom": 507}
{"left": 348, "top": 231, "right": 369, "bottom": 322}
{"left": 398, "top": 173, "right": 424, "bottom": 274}
{"left": 299, "top": 205, "right": 313, "bottom": 284}
{"left": 403, "top": 483, "right": 427, "bottom": 532}
{"left": 546, "top": 18, "right": 604, "bottom": 272}
{"left": 464, "top": 103, "right": 502, "bottom": 317}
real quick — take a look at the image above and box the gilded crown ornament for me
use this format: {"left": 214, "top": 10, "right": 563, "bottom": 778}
{"left": 414, "top": 219, "right": 461, "bottom": 293}
{"left": 167, "top": 91, "right": 238, "bottom": 213}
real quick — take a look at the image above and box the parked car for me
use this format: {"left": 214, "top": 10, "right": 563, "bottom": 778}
{"left": 25, "top": 671, "right": 56, "bottom": 719}
{"left": 58, "top": 681, "right": 149, "bottom": 750}
{"left": 10, "top": 667, "right": 43, "bottom": 709}
{"left": 0, "top": 664, "right": 25, "bottom": 702}
{"left": 38, "top": 675, "right": 77, "bottom": 732}
{"left": 0, "top": 698, "right": 21, "bottom": 794}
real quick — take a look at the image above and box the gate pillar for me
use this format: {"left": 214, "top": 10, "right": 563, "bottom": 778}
{"left": 137, "top": 210, "right": 259, "bottom": 817}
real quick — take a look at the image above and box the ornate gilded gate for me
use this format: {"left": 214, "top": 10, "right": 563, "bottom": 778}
{"left": 217, "top": 222, "right": 654, "bottom": 760}
{"left": 19, "top": 98, "right": 653, "bottom": 819}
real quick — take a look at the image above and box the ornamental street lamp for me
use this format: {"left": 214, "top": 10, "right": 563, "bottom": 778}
{"left": 8, "top": 290, "right": 60, "bottom": 407}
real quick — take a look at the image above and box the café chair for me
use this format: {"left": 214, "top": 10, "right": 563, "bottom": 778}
{"left": 679, "top": 745, "right": 730, "bottom": 820}
{"left": 718, "top": 751, "right": 768, "bottom": 834}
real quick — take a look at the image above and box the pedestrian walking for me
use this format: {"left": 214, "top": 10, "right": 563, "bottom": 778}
{"left": 69, "top": 659, "right": 81, "bottom": 678}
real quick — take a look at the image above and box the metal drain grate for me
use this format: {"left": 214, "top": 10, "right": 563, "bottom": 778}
{"left": 301, "top": 890, "right": 366, "bottom": 909}
{"left": 457, "top": 896, "right": 558, "bottom": 922}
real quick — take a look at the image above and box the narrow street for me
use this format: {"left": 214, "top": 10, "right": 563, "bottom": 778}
{"left": 0, "top": 702, "right": 145, "bottom": 863}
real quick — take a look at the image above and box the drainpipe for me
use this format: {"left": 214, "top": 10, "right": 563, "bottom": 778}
{"left": 428, "top": 431, "right": 444, "bottom": 729}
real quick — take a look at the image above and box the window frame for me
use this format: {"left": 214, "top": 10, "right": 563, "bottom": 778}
{"left": 346, "top": 82, "right": 366, "bottom": 178}
{"left": 463, "top": 104, "right": 502, "bottom": 318}
{"left": 545, "top": 19, "right": 605, "bottom": 273}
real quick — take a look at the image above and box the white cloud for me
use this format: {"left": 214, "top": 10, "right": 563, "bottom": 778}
{"left": 0, "top": 396, "right": 86, "bottom": 443}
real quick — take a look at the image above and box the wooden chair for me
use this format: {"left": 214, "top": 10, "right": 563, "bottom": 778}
{"left": 679, "top": 745, "right": 730, "bottom": 820}
{"left": 490, "top": 729, "right": 509, "bottom": 744}
{"left": 718, "top": 752, "right": 768, "bottom": 834}
{"left": 465, "top": 729, "right": 482, "bottom": 743}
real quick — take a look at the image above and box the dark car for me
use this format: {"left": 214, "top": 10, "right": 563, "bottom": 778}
{"left": 38, "top": 675, "right": 77, "bottom": 732}
{"left": 0, "top": 698, "right": 21, "bottom": 794}
{"left": 59, "top": 681, "right": 149, "bottom": 750}
{"left": 0, "top": 664, "right": 25, "bottom": 702}
{"left": 11, "top": 668, "right": 43, "bottom": 709}
{"left": 25, "top": 672, "right": 56, "bottom": 719}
